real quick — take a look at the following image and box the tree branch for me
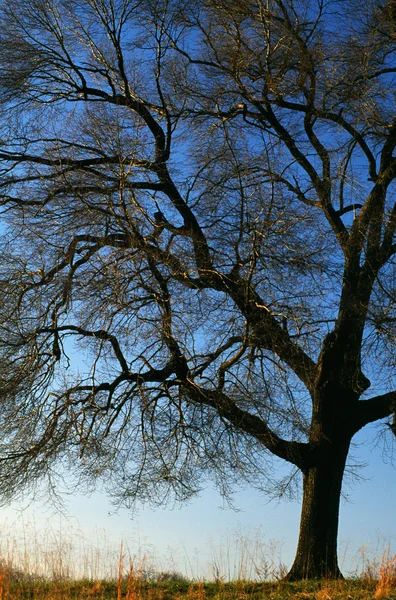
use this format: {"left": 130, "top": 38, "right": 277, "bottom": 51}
{"left": 355, "top": 391, "right": 396, "bottom": 432}
{"left": 183, "top": 381, "right": 311, "bottom": 469}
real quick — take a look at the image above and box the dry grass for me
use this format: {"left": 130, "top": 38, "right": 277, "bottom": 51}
{"left": 0, "top": 576, "right": 383, "bottom": 600}
{"left": 374, "top": 549, "right": 396, "bottom": 599}
{"left": 0, "top": 525, "right": 391, "bottom": 599}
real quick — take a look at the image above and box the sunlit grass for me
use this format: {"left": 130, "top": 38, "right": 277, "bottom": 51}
{"left": 0, "top": 524, "right": 393, "bottom": 599}
{"left": 0, "top": 574, "right": 387, "bottom": 600}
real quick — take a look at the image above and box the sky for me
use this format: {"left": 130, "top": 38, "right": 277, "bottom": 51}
{"left": 1, "top": 422, "right": 395, "bottom": 580}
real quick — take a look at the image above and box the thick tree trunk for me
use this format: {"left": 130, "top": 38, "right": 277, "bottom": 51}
{"left": 286, "top": 441, "right": 350, "bottom": 580}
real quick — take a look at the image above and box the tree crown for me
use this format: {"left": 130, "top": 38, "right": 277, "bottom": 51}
{"left": 0, "top": 0, "right": 394, "bottom": 508}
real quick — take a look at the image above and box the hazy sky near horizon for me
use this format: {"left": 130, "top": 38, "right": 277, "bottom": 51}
{"left": 1, "top": 422, "right": 395, "bottom": 579}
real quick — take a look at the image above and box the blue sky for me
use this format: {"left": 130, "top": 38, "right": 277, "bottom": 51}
{"left": 2, "top": 422, "right": 395, "bottom": 580}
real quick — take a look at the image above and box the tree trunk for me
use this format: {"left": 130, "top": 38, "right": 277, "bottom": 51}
{"left": 286, "top": 441, "right": 350, "bottom": 580}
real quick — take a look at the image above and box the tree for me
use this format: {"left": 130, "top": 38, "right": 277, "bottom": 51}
{"left": 0, "top": 0, "right": 394, "bottom": 580}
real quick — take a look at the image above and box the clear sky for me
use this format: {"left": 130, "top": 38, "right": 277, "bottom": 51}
{"left": 1, "top": 422, "right": 395, "bottom": 580}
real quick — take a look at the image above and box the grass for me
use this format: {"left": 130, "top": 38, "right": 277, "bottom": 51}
{"left": 373, "top": 548, "right": 396, "bottom": 599}
{"left": 0, "top": 525, "right": 394, "bottom": 599}
{"left": 0, "top": 573, "right": 389, "bottom": 600}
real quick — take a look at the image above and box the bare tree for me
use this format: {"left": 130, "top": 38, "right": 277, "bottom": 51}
{"left": 0, "top": 0, "right": 394, "bottom": 580}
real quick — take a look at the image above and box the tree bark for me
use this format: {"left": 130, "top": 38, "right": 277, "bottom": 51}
{"left": 286, "top": 441, "right": 350, "bottom": 580}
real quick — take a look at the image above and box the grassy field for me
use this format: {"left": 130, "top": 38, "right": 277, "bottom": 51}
{"left": 0, "top": 526, "right": 394, "bottom": 599}
{"left": 0, "top": 552, "right": 395, "bottom": 600}
{"left": 0, "top": 573, "right": 393, "bottom": 600}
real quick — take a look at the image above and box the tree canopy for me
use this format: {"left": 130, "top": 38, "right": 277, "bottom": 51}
{"left": 0, "top": 0, "right": 394, "bottom": 579}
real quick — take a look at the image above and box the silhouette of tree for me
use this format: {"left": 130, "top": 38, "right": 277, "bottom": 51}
{"left": 0, "top": 0, "right": 394, "bottom": 579}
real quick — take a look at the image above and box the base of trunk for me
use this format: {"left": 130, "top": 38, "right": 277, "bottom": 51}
{"left": 285, "top": 556, "right": 344, "bottom": 581}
